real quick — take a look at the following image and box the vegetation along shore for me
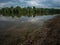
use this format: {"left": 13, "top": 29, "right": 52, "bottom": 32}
{"left": 0, "top": 6, "right": 60, "bottom": 17}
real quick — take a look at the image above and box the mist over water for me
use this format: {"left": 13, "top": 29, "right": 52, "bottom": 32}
{"left": 0, "top": 15, "right": 55, "bottom": 31}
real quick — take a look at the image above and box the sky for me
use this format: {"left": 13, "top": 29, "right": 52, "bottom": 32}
{"left": 0, "top": 0, "right": 60, "bottom": 8}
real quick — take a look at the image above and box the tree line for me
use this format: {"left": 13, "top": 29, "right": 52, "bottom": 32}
{"left": 0, "top": 6, "right": 60, "bottom": 17}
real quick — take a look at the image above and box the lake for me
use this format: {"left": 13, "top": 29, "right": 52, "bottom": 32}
{"left": 0, "top": 15, "right": 55, "bottom": 30}
{"left": 0, "top": 15, "right": 55, "bottom": 31}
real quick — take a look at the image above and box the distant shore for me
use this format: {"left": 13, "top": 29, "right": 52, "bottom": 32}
{"left": 0, "top": 6, "right": 60, "bottom": 17}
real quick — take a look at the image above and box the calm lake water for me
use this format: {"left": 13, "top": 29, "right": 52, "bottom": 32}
{"left": 0, "top": 15, "right": 55, "bottom": 31}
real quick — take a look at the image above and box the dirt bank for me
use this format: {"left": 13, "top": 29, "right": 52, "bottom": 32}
{"left": 41, "top": 15, "right": 60, "bottom": 45}
{"left": 22, "top": 15, "right": 60, "bottom": 45}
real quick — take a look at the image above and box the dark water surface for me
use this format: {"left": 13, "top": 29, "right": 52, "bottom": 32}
{"left": 0, "top": 15, "right": 55, "bottom": 31}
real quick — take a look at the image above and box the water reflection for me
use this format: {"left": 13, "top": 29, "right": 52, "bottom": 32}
{"left": 0, "top": 15, "right": 55, "bottom": 31}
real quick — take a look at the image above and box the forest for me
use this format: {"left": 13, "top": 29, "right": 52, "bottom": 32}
{"left": 0, "top": 6, "right": 60, "bottom": 17}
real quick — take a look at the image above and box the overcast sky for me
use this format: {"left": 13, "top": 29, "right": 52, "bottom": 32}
{"left": 0, "top": 0, "right": 60, "bottom": 8}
